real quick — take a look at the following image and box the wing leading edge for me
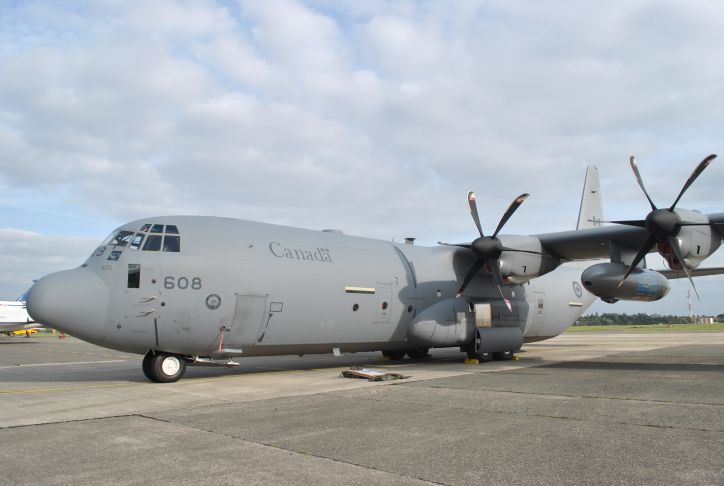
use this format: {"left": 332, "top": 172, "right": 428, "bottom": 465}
{"left": 536, "top": 212, "right": 724, "bottom": 262}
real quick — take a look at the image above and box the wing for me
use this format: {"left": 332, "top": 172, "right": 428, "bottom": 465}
{"left": 536, "top": 212, "right": 724, "bottom": 261}
{"left": 658, "top": 267, "right": 724, "bottom": 279}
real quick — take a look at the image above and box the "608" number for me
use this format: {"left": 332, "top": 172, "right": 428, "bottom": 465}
{"left": 164, "top": 276, "right": 202, "bottom": 290}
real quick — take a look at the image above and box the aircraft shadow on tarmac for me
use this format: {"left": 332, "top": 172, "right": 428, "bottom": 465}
{"left": 1, "top": 352, "right": 523, "bottom": 384}
{"left": 538, "top": 360, "right": 724, "bottom": 373}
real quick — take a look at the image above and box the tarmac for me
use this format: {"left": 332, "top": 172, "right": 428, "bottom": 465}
{"left": 0, "top": 331, "right": 722, "bottom": 485}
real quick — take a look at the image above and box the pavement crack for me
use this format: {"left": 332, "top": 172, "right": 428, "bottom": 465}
{"left": 347, "top": 394, "right": 724, "bottom": 434}
{"left": 135, "top": 413, "right": 442, "bottom": 485}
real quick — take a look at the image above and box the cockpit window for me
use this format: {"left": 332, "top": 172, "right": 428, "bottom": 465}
{"left": 130, "top": 234, "right": 144, "bottom": 250}
{"left": 134, "top": 223, "right": 183, "bottom": 252}
{"left": 163, "top": 235, "right": 180, "bottom": 252}
{"left": 111, "top": 231, "right": 134, "bottom": 247}
{"left": 143, "top": 235, "right": 162, "bottom": 251}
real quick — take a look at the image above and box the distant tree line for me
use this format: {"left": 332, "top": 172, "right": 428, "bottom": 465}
{"left": 576, "top": 313, "right": 724, "bottom": 326}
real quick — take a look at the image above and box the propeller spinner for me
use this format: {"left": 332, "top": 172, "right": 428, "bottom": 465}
{"left": 611, "top": 154, "right": 717, "bottom": 297}
{"left": 452, "top": 191, "right": 538, "bottom": 311}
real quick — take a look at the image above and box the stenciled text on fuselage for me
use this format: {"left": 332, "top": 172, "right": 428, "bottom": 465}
{"left": 269, "top": 242, "right": 333, "bottom": 263}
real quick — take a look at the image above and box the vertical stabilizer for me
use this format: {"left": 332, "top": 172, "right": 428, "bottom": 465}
{"left": 577, "top": 165, "right": 603, "bottom": 230}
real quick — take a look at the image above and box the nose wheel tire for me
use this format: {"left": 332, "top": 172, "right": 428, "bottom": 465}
{"left": 143, "top": 351, "right": 187, "bottom": 383}
{"left": 142, "top": 351, "right": 155, "bottom": 381}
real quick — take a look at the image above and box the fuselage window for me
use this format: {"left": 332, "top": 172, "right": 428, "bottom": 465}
{"left": 143, "top": 235, "right": 162, "bottom": 251}
{"left": 163, "top": 235, "right": 180, "bottom": 252}
{"left": 165, "top": 225, "right": 179, "bottom": 234}
{"left": 130, "top": 234, "right": 144, "bottom": 250}
{"left": 128, "top": 264, "right": 141, "bottom": 288}
{"left": 151, "top": 224, "right": 164, "bottom": 233}
{"left": 111, "top": 231, "right": 134, "bottom": 247}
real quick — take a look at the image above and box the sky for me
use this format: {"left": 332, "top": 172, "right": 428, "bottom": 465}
{"left": 1, "top": 0, "right": 724, "bottom": 315}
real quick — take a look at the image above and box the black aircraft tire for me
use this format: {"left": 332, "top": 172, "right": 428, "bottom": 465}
{"left": 465, "top": 332, "right": 493, "bottom": 362}
{"left": 150, "top": 353, "right": 187, "bottom": 383}
{"left": 142, "top": 351, "right": 157, "bottom": 382}
{"left": 406, "top": 348, "right": 430, "bottom": 359}
{"left": 493, "top": 350, "right": 514, "bottom": 361}
{"left": 466, "top": 349, "right": 493, "bottom": 362}
{"left": 381, "top": 350, "right": 406, "bottom": 360}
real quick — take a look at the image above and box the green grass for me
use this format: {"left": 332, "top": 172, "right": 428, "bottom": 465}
{"left": 567, "top": 322, "right": 724, "bottom": 332}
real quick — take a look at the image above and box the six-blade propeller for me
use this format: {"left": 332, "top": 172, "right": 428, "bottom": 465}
{"left": 448, "top": 153, "right": 716, "bottom": 307}
{"left": 610, "top": 154, "right": 717, "bottom": 297}
{"left": 450, "top": 191, "right": 543, "bottom": 310}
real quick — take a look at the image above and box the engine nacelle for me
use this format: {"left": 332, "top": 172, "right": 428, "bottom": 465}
{"left": 659, "top": 209, "right": 721, "bottom": 270}
{"left": 408, "top": 298, "right": 524, "bottom": 351}
{"left": 498, "top": 235, "right": 560, "bottom": 282}
{"left": 581, "top": 263, "right": 670, "bottom": 303}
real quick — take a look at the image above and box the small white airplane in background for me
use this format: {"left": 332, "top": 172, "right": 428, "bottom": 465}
{"left": 0, "top": 289, "right": 40, "bottom": 334}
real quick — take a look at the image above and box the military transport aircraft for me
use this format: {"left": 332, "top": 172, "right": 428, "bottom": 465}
{"left": 27, "top": 156, "right": 724, "bottom": 382}
{"left": 0, "top": 289, "right": 40, "bottom": 335}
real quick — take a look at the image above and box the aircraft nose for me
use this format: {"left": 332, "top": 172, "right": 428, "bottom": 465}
{"left": 27, "top": 268, "right": 109, "bottom": 344}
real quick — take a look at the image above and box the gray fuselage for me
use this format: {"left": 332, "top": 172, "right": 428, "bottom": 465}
{"left": 28, "top": 216, "right": 596, "bottom": 357}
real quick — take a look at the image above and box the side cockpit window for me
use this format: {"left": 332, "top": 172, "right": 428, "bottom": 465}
{"left": 138, "top": 223, "right": 181, "bottom": 253}
{"left": 110, "top": 231, "right": 134, "bottom": 247}
{"left": 130, "top": 234, "right": 144, "bottom": 250}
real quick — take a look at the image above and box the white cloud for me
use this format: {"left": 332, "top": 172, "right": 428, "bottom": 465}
{"left": 0, "top": 0, "right": 723, "bottom": 313}
{"left": 0, "top": 229, "right": 97, "bottom": 298}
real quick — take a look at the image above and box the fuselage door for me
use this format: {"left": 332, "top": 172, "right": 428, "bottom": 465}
{"left": 104, "top": 262, "right": 165, "bottom": 350}
{"left": 374, "top": 283, "right": 392, "bottom": 324}
{"left": 225, "top": 293, "right": 269, "bottom": 348}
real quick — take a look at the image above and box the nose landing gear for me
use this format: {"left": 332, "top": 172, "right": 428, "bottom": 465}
{"left": 142, "top": 350, "right": 187, "bottom": 383}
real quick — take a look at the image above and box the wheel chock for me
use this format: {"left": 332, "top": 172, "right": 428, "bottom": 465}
{"left": 464, "top": 358, "right": 479, "bottom": 365}
{"left": 512, "top": 355, "right": 520, "bottom": 361}
{"left": 378, "top": 355, "right": 391, "bottom": 361}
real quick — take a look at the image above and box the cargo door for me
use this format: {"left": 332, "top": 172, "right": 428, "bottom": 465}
{"left": 225, "top": 293, "right": 269, "bottom": 348}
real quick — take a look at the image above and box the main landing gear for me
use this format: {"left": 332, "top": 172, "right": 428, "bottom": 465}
{"left": 142, "top": 351, "right": 187, "bottom": 383}
{"left": 465, "top": 333, "right": 516, "bottom": 362}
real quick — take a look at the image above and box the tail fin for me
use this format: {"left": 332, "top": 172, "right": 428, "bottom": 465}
{"left": 16, "top": 285, "right": 33, "bottom": 302}
{"left": 576, "top": 165, "right": 603, "bottom": 230}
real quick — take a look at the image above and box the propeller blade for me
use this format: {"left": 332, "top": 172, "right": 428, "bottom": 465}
{"left": 467, "top": 191, "right": 484, "bottom": 237}
{"left": 618, "top": 234, "right": 658, "bottom": 286}
{"left": 492, "top": 193, "right": 529, "bottom": 238}
{"left": 629, "top": 156, "right": 657, "bottom": 211}
{"left": 669, "top": 154, "right": 717, "bottom": 210}
{"left": 666, "top": 236, "right": 699, "bottom": 299}
{"left": 456, "top": 258, "right": 485, "bottom": 298}
{"left": 489, "top": 260, "right": 512, "bottom": 312}
{"left": 606, "top": 219, "right": 647, "bottom": 228}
